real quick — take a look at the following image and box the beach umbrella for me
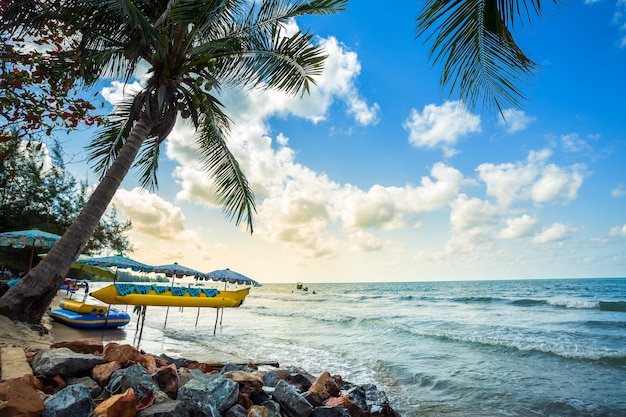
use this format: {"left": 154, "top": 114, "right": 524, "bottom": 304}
{"left": 152, "top": 262, "right": 206, "bottom": 328}
{"left": 38, "top": 254, "right": 116, "bottom": 280}
{"left": 0, "top": 228, "right": 61, "bottom": 269}
{"left": 204, "top": 268, "right": 260, "bottom": 335}
{"left": 77, "top": 255, "right": 154, "bottom": 273}
{"left": 153, "top": 262, "right": 206, "bottom": 280}
{"left": 205, "top": 268, "right": 262, "bottom": 287}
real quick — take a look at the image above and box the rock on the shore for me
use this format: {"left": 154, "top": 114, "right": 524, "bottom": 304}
{"left": 0, "top": 338, "right": 402, "bottom": 417}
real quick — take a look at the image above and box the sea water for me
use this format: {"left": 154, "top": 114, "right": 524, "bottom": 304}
{"left": 93, "top": 278, "right": 626, "bottom": 417}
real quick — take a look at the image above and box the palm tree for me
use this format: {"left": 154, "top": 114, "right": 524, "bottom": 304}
{"left": 0, "top": 0, "right": 347, "bottom": 324}
{"left": 416, "top": 0, "right": 559, "bottom": 114}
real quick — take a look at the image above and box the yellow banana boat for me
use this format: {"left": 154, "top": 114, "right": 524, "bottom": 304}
{"left": 59, "top": 298, "right": 109, "bottom": 315}
{"left": 90, "top": 284, "right": 249, "bottom": 308}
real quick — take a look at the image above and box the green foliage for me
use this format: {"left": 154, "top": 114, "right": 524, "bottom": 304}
{"left": 77, "top": 0, "right": 348, "bottom": 233}
{"left": 416, "top": 0, "right": 558, "bottom": 114}
{"left": 0, "top": 138, "right": 132, "bottom": 270}
{"left": 0, "top": 1, "right": 105, "bottom": 142}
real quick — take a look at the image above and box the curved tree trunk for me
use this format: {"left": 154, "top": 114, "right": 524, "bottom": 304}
{"left": 0, "top": 118, "right": 154, "bottom": 325}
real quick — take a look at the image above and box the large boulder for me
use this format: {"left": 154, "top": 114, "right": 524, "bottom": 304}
{"left": 32, "top": 347, "right": 105, "bottom": 377}
{"left": 223, "top": 370, "right": 264, "bottom": 394}
{"left": 136, "top": 399, "right": 191, "bottom": 417}
{"left": 103, "top": 342, "right": 145, "bottom": 367}
{"left": 177, "top": 379, "right": 220, "bottom": 417}
{"left": 51, "top": 338, "right": 103, "bottom": 354}
{"left": 93, "top": 387, "right": 137, "bottom": 417}
{"left": 272, "top": 379, "right": 313, "bottom": 417}
{"left": 92, "top": 361, "right": 122, "bottom": 385}
{"left": 110, "top": 363, "right": 160, "bottom": 401}
{"left": 0, "top": 378, "right": 45, "bottom": 417}
{"left": 179, "top": 373, "right": 239, "bottom": 414}
{"left": 43, "top": 383, "right": 95, "bottom": 417}
{"left": 154, "top": 363, "right": 179, "bottom": 399}
{"left": 308, "top": 372, "right": 339, "bottom": 400}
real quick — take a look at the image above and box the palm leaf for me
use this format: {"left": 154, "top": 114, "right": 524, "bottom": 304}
{"left": 196, "top": 103, "right": 256, "bottom": 233}
{"left": 86, "top": 96, "right": 137, "bottom": 179}
{"left": 417, "top": 0, "right": 557, "bottom": 113}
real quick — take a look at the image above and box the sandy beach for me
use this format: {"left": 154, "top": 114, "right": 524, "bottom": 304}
{"left": 0, "top": 291, "right": 85, "bottom": 350}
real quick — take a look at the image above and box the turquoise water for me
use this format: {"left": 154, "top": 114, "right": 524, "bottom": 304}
{"left": 96, "top": 278, "right": 626, "bottom": 416}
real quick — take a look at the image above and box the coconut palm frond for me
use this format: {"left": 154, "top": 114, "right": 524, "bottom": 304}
{"left": 134, "top": 136, "right": 161, "bottom": 191}
{"left": 208, "top": 30, "right": 325, "bottom": 95}
{"left": 196, "top": 103, "right": 256, "bottom": 233}
{"left": 417, "top": 0, "right": 548, "bottom": 112}
{"left": 86, "top": 96, "right": 138, "bottom": 179}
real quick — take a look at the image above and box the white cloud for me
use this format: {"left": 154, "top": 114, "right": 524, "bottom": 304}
{"left": 442, "top": 194, "right": 500, "bottom": 255}
{"left": 113, "top": 188, "right": 185, "bottom": 239}
{"left": 530, "top": 163, "right": 585, "bottom": 204}
{"left": 477, "top": 148, "right": 587, "bottom": 207}
{"left": 611, "top": 184, "right": 626, "bottom": 197}
{"left": 348, "top": 231, "right": 385, "bottom": 252}
{"left": 609, "top": 224, "right": 626, "bottom": 237}
{"left": 101, "top": 81, "right": 143, "bottom": 106}
{"left": 560, "top": 133, "right": 593, "bottom": 153}
{"left": 533, "top": 223, "right": 577, "bottom": 243}
{"left": 403, "top": 101, "right": 481, "bottom": 157}
{"left": 498, "top": 108, "right": 535, "bottom": 133}
{"left": 339, "top": 163, "right": 463, "bottom": 230}
{"left": 496, "top": 215, "right": 538, "bottom": 239}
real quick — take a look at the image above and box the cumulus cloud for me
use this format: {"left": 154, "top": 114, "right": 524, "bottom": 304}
{"left": 101, "top": 81, "right": 144, "bottom": 106}
{"left": 339, "top": 163, "right": 463, "bottom": 230}
{"left": 348, "top": 231, "right": 385, "bottom": 252}
{"left": 560, "top": 133, "right": 594, "bottom": 153}
{"left": 113, "top": 188, "right": 185, "bottom": 239}
{"left": 442, "top": 194, "right": 500, "bottom": 255}
{"left": 403, "top": 101, "right": 481, "bottom": 157}
{"left": 496, "top": 214, "right": 538, "bottom": 239}
{"left": 161, "top": 32, "right": 462, "bottom": 260}
{"left": 498, "top": 109, "right": 535, "bottom": 133}
{"left": 477, "top": 148, "right": 587, "bottom": 207}
{"left": 609, "top": 224, "right": 626, "bottom": 237}
{"left": 533, "top": 223, "right": 577, "bottom": 243}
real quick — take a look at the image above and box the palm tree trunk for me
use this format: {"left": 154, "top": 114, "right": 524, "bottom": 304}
{"left": 0, "top": 118, "right": 154, "bottom": 325}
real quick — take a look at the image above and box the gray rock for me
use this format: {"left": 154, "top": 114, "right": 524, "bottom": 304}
{"left": 206, "top": 373, "right": 239, "bottom": 413}
{"left": 178, "top": 368, "right": 208, "bottom": 387}
{"left": 221, "top": 363, "right": 256, "bottom": 373}
{"left": 342, "top": 386, "right": 367, "bottom": 411}
{"left": 67, "top": 376, "right": 102, "bottom": 398}
{"left": 225, "top": 404, "right": 247, "bottom": 417}
{"left": 177, "top": 379, "right": 219, "bottom": 417}
{"left": 262, "top": 399, "right": 282, "bottom": 417}
{"left": 272, "top": 379, "right": 313, "bottom": 417}
{"left": 32, "top": 347, "right": 105, "bottom": 377}
{"left": 362, "top": 383, "right": 388, "bottom": 414}
{"left": 261, "top": 371, "right": 280, "bottom": 387}
{"left": 154, "top": 389, "right": 173, "bottom": 404}
{"left": 312, "top": 406, "right": 352, "bottom": 417}
{"left": 110, "top": 363, "right": 160, "bottom": 401}
{"left": 43, "top": 384, "right": 94, "bottom": 417}
{"left": 137, "top": 399, "right": 190, "bottom": 417}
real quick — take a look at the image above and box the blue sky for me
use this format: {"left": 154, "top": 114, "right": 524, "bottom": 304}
{"left": 59, "top": 1, "right": 626, "bottom": 284}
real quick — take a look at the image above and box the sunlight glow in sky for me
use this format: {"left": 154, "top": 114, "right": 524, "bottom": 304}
{"left": 60, "top": 1, "right": 626, "bottom": 284}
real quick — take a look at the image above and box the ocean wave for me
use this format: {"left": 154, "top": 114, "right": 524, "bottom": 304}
{"left": 548, "top": 299, "right": 600, "bottom": 310}
{"left": 547, "top": 299, "right": 626, "bottom": 312}
{"left": 583, "top": 320, "right": 626, "bottom": 329}
{"left": 385, "top": 321, "right": 626, "bottom": 362}
{"left": 598, "top": 301, "right": 626, "bottom": 312}
{"left": 510, "top": 299, "right": 548, "bottom": 307}
{"left": 451, "top": 296, "right": 503, "bottom": 304}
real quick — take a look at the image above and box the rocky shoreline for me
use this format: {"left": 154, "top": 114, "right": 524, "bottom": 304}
{"left": 1, "top": 337, "right": 401, "bottom": 417}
